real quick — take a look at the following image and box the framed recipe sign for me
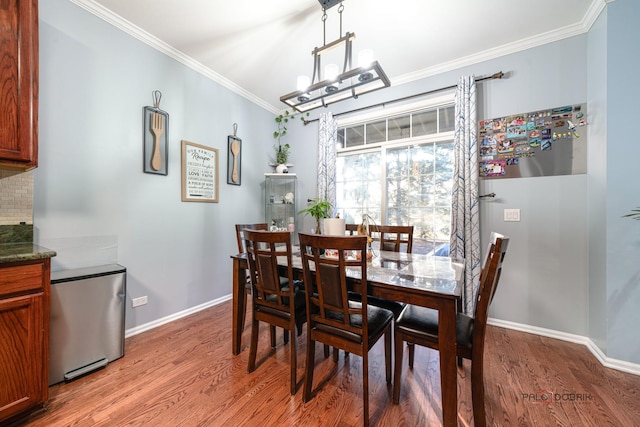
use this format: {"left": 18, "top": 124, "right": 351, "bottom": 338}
{"left": 181, "top": 140, "right": 219, "bottom": 202}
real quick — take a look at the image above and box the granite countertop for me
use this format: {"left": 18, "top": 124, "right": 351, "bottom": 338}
{"left": 0, "top": 243, "right": 57, "bottom": 264}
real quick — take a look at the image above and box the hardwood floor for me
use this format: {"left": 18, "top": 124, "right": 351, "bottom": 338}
{"left": 19, "top": 300, "right": 640, "bottom": 426}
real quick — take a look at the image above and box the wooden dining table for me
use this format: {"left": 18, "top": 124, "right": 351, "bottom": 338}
{"left": 230, "top": 248, "right": 464, "bottom": 427}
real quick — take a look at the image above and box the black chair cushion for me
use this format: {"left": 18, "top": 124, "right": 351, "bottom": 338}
{"left": 316, "top": 301, "right": 393, "bottom": 343}
{"left": 347, "top": 291, "right": 405, "bottom": 318}
{"left": 396, "top": 305, "right": 474, "bottom": 351}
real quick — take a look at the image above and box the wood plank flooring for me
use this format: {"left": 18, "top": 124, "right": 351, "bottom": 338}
{"left": 18, "top": 300, "right": 640, "bottom": 426}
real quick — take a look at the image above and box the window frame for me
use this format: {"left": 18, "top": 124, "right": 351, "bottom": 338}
{"left": 335, "top": 94, "right": 456, "bottom": 250}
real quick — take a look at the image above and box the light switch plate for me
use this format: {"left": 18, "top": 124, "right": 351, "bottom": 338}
{"left": 504, "top": 208, "right": 521, "bottom": 222}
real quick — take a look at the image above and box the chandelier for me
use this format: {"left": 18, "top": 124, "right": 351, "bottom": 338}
{"left": 280, "top": 0, "right": 390, "bottom": 113}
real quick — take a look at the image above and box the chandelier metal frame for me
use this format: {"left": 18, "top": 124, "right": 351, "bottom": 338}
{"left": 280, "top": 1, "right": 390, "bottom": 113}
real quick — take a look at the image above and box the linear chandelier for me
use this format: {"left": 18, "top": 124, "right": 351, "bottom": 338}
{"left": 280, "top": 0, "right": 390, "bottom": 113}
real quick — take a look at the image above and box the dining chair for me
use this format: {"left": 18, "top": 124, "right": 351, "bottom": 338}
{"left": 345, "top": 224, "right": 414, "bottom": 254}
{"left": 392, "top": 232, "right": 509, "bottom": 427}
{"left": 235, "top": 223, "right": 268, "bottom": 254}
{"left": 298, "top": 233, "right": 393, "bottom": 426}
{"left": 345, "top": 223, "right": 359, "bottom": 235}
{"left": 236, "top": 223, "right": 295, "bottom": 345}
{"left": 369, "top": 224, "right": 414, "bottom": 253}
{"left": 244, "top": 229, "right": 306, "bottom": 394}
{"left": 234, "top": 223, "right": 268, "bottom": 335}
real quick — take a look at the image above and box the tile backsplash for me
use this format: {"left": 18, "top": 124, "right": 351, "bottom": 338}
{"left": 0, "top": 170, "right": 34, "bottom": 225}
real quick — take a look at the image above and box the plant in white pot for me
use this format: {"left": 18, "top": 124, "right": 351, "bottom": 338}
{"left": 299, "top": 198, "right": 332, "bottom": 234}
{"left": 274, "top": 143, "right": 290, "bottom": 173}
{"left": 272, "top": 110, "right": 308, "bottom": 173}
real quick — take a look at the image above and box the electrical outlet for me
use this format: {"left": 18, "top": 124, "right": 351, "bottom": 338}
{"left": 132, "top": 296, "right": 148, "bottom": 307}
{"left": 504, "top": 208, "right": 521, "bottom": 222}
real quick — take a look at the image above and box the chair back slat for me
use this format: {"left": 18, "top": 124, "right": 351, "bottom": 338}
{"left": 256, "top": 251, "right": 281, "bottom": 294}
{"left": 317, "top": 263, "right": 345, "bottom": 309}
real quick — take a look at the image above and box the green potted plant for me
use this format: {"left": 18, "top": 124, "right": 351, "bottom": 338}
{"left": 275, "top": 143, "right": 290, "bottom": 170}
{"left": 273, "top": 110, "right": 308, "bottom": 172}
{"left": 299, "top": 198, "right": 333, "bottom": 233}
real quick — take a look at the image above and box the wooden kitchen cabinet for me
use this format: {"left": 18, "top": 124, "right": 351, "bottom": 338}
{"left": 0, "top": 258, "right": 51, "bottom": 425}
{"left": 0, "top": 0, "right": 39, "bottom": 170}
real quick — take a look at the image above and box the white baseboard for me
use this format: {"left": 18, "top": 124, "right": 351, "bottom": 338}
{"left": 488, "top": 317, "right": 640, "bottom": 376}
{"left": 123, "top": 299, "right": 639, "bottom": 376}
{"left": 124, "top": 295, "right": 232, "bottom": 339}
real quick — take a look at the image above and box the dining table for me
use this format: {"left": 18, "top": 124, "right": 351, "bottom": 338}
{"left": 230, "top": 247, "right": 464, "bottom": 427}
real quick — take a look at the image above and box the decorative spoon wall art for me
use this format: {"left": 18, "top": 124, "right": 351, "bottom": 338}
{"left": 227, "top": 123, "right": 242, "bottom": 185}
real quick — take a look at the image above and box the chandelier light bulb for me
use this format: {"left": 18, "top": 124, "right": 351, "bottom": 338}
{"left": 297, "top": 75, "right": 310, "bottom": 92}
{"left": 297, "top": 75, "right": 311, "bottom": 102}
{"left": 325, "top": 64, "right": 339, "bottom": 81}
{"left": 358, "top": 49, "right": 374, "bottom": 67}
{"left": 325, "top": 63, "right": 340, "bottom": 93}
{"left": 358, "top": 49, "right": 374, "bottom": 81}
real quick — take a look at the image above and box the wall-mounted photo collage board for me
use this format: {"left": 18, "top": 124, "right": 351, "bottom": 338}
{"left": 478, "top": 104, "right": 587, "bottom": 179}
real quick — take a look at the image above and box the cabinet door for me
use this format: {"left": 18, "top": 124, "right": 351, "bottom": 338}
{"left": 0, "top": 0, "right": 39, "bottom": 169}
{"left": 265, "top": 175, "right": 297, "bottom": 233}
{"left": 0, "top": 293, "right": 45, "bottom": 423}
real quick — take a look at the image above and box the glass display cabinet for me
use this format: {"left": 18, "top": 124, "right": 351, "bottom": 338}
{"left": 264, "top": 173, "right": 297, "bottom": 241}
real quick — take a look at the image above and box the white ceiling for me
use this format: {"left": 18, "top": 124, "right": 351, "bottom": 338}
{"left": 79, "top": 0, "right": 603, "bottom": 112}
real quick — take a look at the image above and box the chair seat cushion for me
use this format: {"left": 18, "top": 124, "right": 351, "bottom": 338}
{"left": 396, "top": 305, "right": 474, "bottom": 351}
{"left": 348, "top": 291, "right": 405, "bottom": 318}
{"left": 316, "top": 301, "right": 393, "bottom": 343}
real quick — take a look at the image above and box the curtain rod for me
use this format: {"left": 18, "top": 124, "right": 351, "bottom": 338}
{"left": 303, "top": 71, "right": 504, "bottom": 125}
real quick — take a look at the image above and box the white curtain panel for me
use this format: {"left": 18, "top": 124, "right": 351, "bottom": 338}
{"left": 317, "top": 113, "right": 338, "bottom": 214}
{"left": 450, "top": 76, "right": 481, "bottom": 314}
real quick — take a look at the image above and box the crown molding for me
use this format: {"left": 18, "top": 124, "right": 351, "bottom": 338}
{"left": 67, "top": 0, "right": 280, "bottom": 114}
{"left": 393, "top": 0, "right": 609, "bottom": 87}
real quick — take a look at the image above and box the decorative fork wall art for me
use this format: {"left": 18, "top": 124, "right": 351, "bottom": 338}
{"left": 143, "top": 90, "right": 169, "bottom": 175}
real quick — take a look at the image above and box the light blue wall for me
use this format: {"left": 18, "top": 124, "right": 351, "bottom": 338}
{"left": 605, "top": 0, "right": 640, "bottom": 363}
{"left": 472, "top": 38, "right": 589, "bottom": 336}
{"left": 35, "top": 0, "right": 275, "bottom": 329}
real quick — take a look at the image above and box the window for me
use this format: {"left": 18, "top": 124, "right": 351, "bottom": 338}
{"left": 335, "top": 100, "right": 455, "bottom": 254}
